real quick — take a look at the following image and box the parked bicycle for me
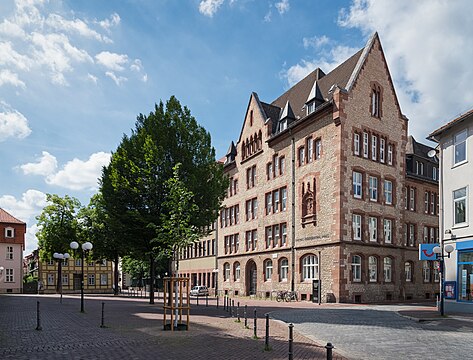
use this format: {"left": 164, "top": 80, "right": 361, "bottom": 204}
{"left": 276, "top": 290, "right": 298, "bottom": 302}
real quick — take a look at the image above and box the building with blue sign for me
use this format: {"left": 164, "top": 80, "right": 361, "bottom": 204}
{"left": 429, "top": 109, "right": 473, "bottom": 312}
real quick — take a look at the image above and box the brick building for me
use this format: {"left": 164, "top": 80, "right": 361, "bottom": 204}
{"left": 179, "top": 33, "right": 439, "bottom": 303}
{"left": 0, "top": 208, "right": 26, "bottom": 294}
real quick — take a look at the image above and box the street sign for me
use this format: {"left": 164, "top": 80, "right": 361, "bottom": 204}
{"left": 418, "top": 243, "right": 439, "bottom": 260}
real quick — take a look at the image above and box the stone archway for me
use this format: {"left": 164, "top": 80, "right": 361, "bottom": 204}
{"left": 246, "top": 259, "right": 257, "bottom": 296}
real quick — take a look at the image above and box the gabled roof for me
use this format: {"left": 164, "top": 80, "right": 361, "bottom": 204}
{"left": 428, "top": 107, "right": 473, "bottom": 142}
{"left": 406, "top": 136, "right": 438, "bottom": 163}
{"left": 271, "top": 48, "right": 364, "bottom": 120}
{"left": 0, "top": 208, "right": 25, "bottom": 225}
{"left": 236, "top": 92, "right": 268, "bottom": 145}
{"left": 261, "top": 102, "right": 281, "bottom": 134}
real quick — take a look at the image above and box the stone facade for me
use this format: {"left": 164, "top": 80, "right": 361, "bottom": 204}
{"left": 179, "top": 33, "right": 439, "bottom": 303}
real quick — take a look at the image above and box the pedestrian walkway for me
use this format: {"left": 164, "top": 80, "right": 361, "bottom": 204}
{"left": 0, "top": 294, "right": 345, "bottom": 359}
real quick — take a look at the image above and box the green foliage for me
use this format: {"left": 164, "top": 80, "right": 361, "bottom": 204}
{"left": 23, "top": 274, "right": 37, "bottom": 284}
{"left": 36, "top": 194, "right": 81, "bottom": 261}
{"left": 121, "top": 256, "right": 149, "bottom": 280}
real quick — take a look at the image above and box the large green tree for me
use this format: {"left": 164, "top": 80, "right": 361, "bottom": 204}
{"left": 101, "top": 96, "right": 228, "bottom": 304}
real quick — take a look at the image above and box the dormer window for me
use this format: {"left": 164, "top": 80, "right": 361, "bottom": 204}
{"left": 5, "top": 227, "right": 14, "bottom": 238}
{"left": 307, "top": 101, "right": 315, "bottom": 115}
{"left": 279, "top": 119, "right": 287, "bottom": 132}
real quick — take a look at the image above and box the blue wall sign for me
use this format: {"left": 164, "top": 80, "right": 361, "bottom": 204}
{"left": 419, "top": 243, "right": 440, "bottom": 260}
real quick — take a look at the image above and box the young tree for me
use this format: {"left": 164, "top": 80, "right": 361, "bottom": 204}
{"left": 101, "top": 96, "right": 228, "bottom": 304}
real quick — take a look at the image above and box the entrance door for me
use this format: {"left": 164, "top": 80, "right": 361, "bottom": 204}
{"left": 73, "top": 274, "right": 81, "bottom": 290}
{"left": 246, "top": 260, "right": 257, "bottom": 296}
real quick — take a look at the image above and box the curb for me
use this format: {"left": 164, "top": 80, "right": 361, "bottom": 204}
{"left": 395, "top": 311, "right": 444, "bottom": 322}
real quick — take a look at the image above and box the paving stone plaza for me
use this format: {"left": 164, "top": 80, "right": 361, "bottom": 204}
{"left": 1, "top": 294, "right": 472, "bottom": 359}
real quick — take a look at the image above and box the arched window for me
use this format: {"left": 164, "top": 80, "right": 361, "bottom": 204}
{"left": 234, "top": 262, "right": 240, "bottom": 281}
{"left": 264, "top": 259, "right": 273, "bottom": 281}
{"left": 279, "top": 258, "right": 288, "bottom": 281}
{"left": 223, "top": 262, "right": 230, "bottom": 281}
{"left": 383, "top": 257, "right": 392, "bottom": 283}
{"left": 351, "top": 255, "right": 361, "bottom": 282}
{"left": 258, "top": 130, "right": 262, "bottom": 150}
{"left": 241, "top": 143, "right": 246, "bottom": 160}
{"left": 369, "top": 256, "right": 377, "bottom": 282}
{"left": 405, "top": 262, "right": 412, "bottom": 282}
{"left": 302, "top": 254, "right": 318, "bottom": 281}
{"left": 249, "top": 136, "right": 253, "bottom": 154}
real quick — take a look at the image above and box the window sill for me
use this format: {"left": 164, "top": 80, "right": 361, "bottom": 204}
{"left": 452, "top": 223, "right": 469, "bottom": 230}
{"left": 452, "top": 160, "right": 468, "bottom": 169}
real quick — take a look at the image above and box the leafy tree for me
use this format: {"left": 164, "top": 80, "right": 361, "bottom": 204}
{"left": 101, "top": 96, "right": 228, "bottom": 304}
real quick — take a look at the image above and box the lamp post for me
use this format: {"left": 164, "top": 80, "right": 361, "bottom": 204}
{"left": 53, "top": 252, "right": 70, "bottom": 303}
{"left": 433, "top": 244, "right": 454, "bottom": 316}
{"left": 70, "top": 241, "right": 93, "bottom": 313}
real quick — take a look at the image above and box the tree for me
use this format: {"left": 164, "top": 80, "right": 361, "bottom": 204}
{"left": 36, "top": 194, "right": 81, "bottom": 291}
{"left": 101, "top": 96, "right": 228, "bottom": 304}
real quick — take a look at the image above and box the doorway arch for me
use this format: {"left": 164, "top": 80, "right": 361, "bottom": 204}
{"left": 246, "top": 259, "right": 257, "bottom": 296}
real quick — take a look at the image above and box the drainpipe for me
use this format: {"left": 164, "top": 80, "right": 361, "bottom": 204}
{"left": 291, "top": 132, "right": 296, "bottom": 292}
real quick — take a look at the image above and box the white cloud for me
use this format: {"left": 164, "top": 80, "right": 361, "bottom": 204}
{"left": 0, "top": 19, "right": 26, "bottom": 38}
{"left": 87, "top": 73, "right": 98, "bottom": 84}
{"left": 95, "top": 51, "right": 129, "bottom": 71}
{"left": 0, "top": 101, "right": 31, "bottom": 141}
{"left": 303, "top": 35, "right": 330, "bottom": 49}
{"left": 0, "top": 41, "right": 31, "bottom": 70}
{"left": 105, "top": 71, "right": 127, "bottom": 86}
{"left": 19, "top": 151, "right": 58, "bottom": 176}
{"left": 338, "top": 0, "right": 473, "bottom": 141}
{"left": 199, "top": 0, "right": 224, "bottom": 17}
{"left": 281, "top": 45, "right": 359, "bottom": 87}
{"left": 45, "top": 13, "right": 112, "bottom": 43}
{"left": 97, "top": 13, "right": 120, "bottom": 32}
{"left": 0, "top": 69, "right": 26, "bottom": 88}
{"left": 275, "top": 0, "right": 290, "bottom": 14}
{"left": 45, "top": 151, "right": 111, "bottom": 191}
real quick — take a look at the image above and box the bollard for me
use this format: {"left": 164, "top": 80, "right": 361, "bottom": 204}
{"left": 232, "top": 300, "right": 235, "bottom": 318}
{"left": 224, "top": 295, "right": 226, "bottom": 311}
{"left": 236, "top": 302, "right": 240, "bottom": 322}
{"left": 325, "top": 342, "right": 334, "bottom": 360}
{"left": 35, "top": 301, "right": 42, "bottom": 331}
{"left": 244, "top": 304, "right": 248, "bottom": 328}
{"left": 206, "top": 294, "right": 208, "bottom": 307}
{"left": 197, "top": 294, "right": 199, "bottom": 306}
{"left": 100, "top": 302, "right": 105, "bottom": 328}
{"left": 217, "top": 294, "right": 219, "bottom": 309}
{"left": 253, "top": 309, "right": 257, "bottom": 339}
{"left": 288, "top": 323, "right": 294, "bottom": 360}
{"left": 264, "top": 313, "right": 270, "bottom": 351}
{"left": 230, "top": 299, "right": 233, "bottom": 317}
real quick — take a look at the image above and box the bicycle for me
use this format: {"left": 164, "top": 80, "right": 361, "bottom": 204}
{"left": 276, "top": 290, "right": 287, "bottom": 302}
{"left": 285, "top": 291, "right": 298, "bottom": 302}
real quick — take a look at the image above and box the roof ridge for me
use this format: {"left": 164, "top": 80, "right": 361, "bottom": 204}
{"left": 0, "top": 208, "right": 26, "bottom": 224}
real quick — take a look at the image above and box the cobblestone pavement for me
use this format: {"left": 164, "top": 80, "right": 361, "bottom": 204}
{"left": 270, "top": 304, "right": 473, "bottom": 360}
{"left": 0, "top": 294, "right": 345, "bottom": 360}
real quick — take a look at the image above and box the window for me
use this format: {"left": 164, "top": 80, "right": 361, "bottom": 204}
{"left": 430, "top": 192, "right": 435, "bottom": 215}
{"left": 281, "top": 187, "right": 287, "bottom": 211}
{"left": 234, "top": 234, "right": 239, "bottom": 252}
{"left": 354, "top": 133, "right": 360, "bottom": 155}
{"left": 384, "top": 219, "right": 392, "bottom": 244}
{"left": 62, "top": 274, "right": 69, "bottom": 285}
{"left": 371, "top": 87, "right": 381, "bottom": 117}
{"left": 423, "top": 261, "right": 431, "bottom": 282}
{"left": 266, "top": 193, "right": 272, "bottom": 215}
{"left": 424, "top": 191, "right": 429, "bottom": 213}
{"left": 371, "top": 135, "right": 377, "bottom": 161}
{"left": 353, "top": 171, "right": 362, "bottom": 199}
{"left": 405, "top": 262, "right": 412, "bottom": 282}
{"left": 274, "top": 155, "right": 279, "bottom": 176}
{"left": 281, "top": 223, "right": 287, "bottom": 246}
{"left": 363, "top": 132, "right": 369, "bottom": 158}
{"left": 387, "top": 144, "right": 393, "bottom": 165}
{"left": 433, "top": 261, "right": 440, "bottom": 283}
{"left": 47, "top": 259, "right": 54, "bottom": 266}
{"left": 409, "top": 224, "right": 416, "bottom": 246}
{"left": 280, "top": 258, "right": 288, "bottom": 281}
{"left": 453, "top": 187, "right": 467, "bottom": 225}
{"left": 307, "top": 101, "right": 315, "bottom": 114}
{"left": 307, "top": 137, "right": 313, "bottom": 163}
{"left": 6, "top": 246, "right": 13, "bottom": 260}
{"left": 5, "top": 227, "right": 14, "bottom": 238}
{"left": 369, "top": 176, "right": 378, "bottom": 201}
{"left": 267, "top": 162, "right": 273, "bottom": 180}
{"left": 264, "top": 259, "right": 273, "bottom": 281}
{"left": 383, "top": 258, "right": 392, "bottom": 283}
{"left": 224, "top": 263, "right": 230, "bottom": 281}
{"left": 47, "top": 273, "right": 54, "bottom": 285}
{"left": 454, "top": 129, "right": 467, "bottom": 165}
{"left": 279, "top": 156, "right": 285, "bottom": 175}
{"left": 352, "top": 255, "right": 361, "bottom": 282}
{"left": 380, "top": 138, "right": 385, "bottom": 163}
{"left": 302, "top": 255, "right": 318, "bottom": 281}
{"left": 62, "top": 258, "right": 68, "bottom": 266}
{"left": 234, "top": 262, "right": 240, "bottom": 281}
{"left": 433, "top": 167, "right": 437, "bottom": 181}
{"left": 75, "top": 259, "right": 81, "bottom": 267}
{"left": 100, "top": 274, "right": 107, "bottom": 285}
{"left": 298, "top": 147, "right": 305, "bottom": 166}
{"left": 384, "top": 180, "right": 392, "bottom": 204}
{"left": 274, "top": 190, "right": 280, "bottom": 213}
{"left": 279, "top": 119, "right": 287, "bottom": 131}
{"left": 353, "top": 214, "right": 362, "bottom": 240}
{"left": 5, "top": 268, "right": 13, "bottom": 282}
{"left": 246, "top": 198, "right": 258, "bottom": 220}
{"left": 409, "top": 187, "right": 416, "bottom": 211}
{"left": 315, "top": 139, "right": 322, "bottom": 159}
{"left": 369, "top": 256, "right": 377, "bottom": 282}
{"left": 369, "top": 217, "right": 377, "bottom": 242}
{"left": 246, "top": 165, "right": 256, "bottom": 189}
{"left": 88, "top": 274, "right": 95, "bottom": 286}
{"left": 265, "top": 226, "right": 273, "bottom": 248}
{"left": 274, "top": 225, "right": 280, "bottom": 247}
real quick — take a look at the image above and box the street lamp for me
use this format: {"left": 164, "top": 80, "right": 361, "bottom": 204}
{"left": 53, "top": 252, "right": 70, "bottom": 303}
{"left": 70, "top": 241, "right": 93, "bottom": 313}
{"left": 433, "top": 244, "right": 454, "bottom": 316}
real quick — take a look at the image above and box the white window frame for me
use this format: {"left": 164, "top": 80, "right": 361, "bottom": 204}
{"left": 307, "top": 137, "right": 313, "bottom": 163}
{"left": 453, "top": 187, "right": 467, "bottom": 225}
{"left": 100, "top": 274, "right": 107, "bottom": 285}
{"left": 371, "top": 135, "right": 377, "bottom": 161}
{"left": 88, "top": 274, "right": 95, "bottom": 286}
{"left": 409, "top": 187, "right": 415, "bottom": 211}
{"left": 302, "top": 255, "right": 318, "bottom": 281}
{"left": 47, "top": 273, "right": 54, "bottom": 285}
{"left": 5, "top": 227, "right": 14, "bottom": 238}
{"left": 369, "top": 176, "right": 378, "bottom": 201}
{"left": 273, "top": 190, "right": 280, "bottom": 213}
{"left": 383, "top": 258, "right": 392, "bottom": 283}
{"left": 281, "top": 187, "right": 287, "bottom": 211}
{"left": 369, "top": 217, "right": 378, "bottom": 242}
{"left": 423, "top": 261, "right": 431, "bottom": 282}
{"left": 384, "top": 180, "right": 392, "bottom": 205}
{"left": 234, "top": 262, "right": 241, "bottom": 281}
{"left": 363, "top": 132, "right": 369, "bottom": 158}
{"left": 5, "top": 268, "right": 13, "bottom": 282}
{"left": 354, "top": 133, "right": 360, "bottom": 156}
{"left": 384, "top": 219, "right": 392, "bottom": 244}
{"left": 380, "top": 138, "right": 385, "bottom": 163}
{"left": 454, "top": 129, "right": 467, "bottom": 165}
{"left": 433, "top": 167, "right": 437, "bottom": 181}
{"left": 224, "top": 263, "right": 230, "bottom": 281}
{"left": 409, "top": 223, "right": 416, "bottom": 246}
{"left": 280, "top": 258, "right": 288, "bottom": 281}
{"left": 387, "top": 144, "right": 393, "bottom": 165}
{"left": 62, "top": 273, "right": 69, "bottom": 285}
{"left": 405, "top": 262, "right": 412, "bottom": 282}
{"left": 352, "top": 255, "right": 361, "bottom": 282}
{"left": 281, "top": 223, "right": 287, "bottom": 246}
{"left": 315, "top": 139, "right": 321, "bottom": 159}
{"left": 264, "top": 259, "right": 273, "bottom": 281}
{"left": 6, "top": 246, "right": 13, "bottom": 260}
{"left": 353, "top": 171, "right": 362, "bottom": 199}
{"left": 369, "top": 257, "right": 377, "bottom": 282}
{"left": 353, "top": 214, "right": 362, "bottom": 240}
{"left": 266, "top": 227, "right": 273, "bottom": 248}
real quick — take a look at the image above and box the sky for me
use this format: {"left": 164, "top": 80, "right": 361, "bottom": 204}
{"left": 1, "top": 0, "right": 473, "bottom": 255}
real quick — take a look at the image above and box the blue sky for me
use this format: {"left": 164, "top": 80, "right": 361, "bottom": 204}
{"left": 1, "top": 0, "right": 472, "bottom": 254}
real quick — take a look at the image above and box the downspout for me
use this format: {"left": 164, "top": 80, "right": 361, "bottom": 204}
{"left": 291, "top": 131, "right": 296, "bottom": 292}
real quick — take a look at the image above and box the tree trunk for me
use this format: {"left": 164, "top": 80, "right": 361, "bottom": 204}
{"left": 114, "top": 254, "right": 119, "bottom": 296}
{"left": 149, "top": 255, "right": 155, "bottom": 304}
